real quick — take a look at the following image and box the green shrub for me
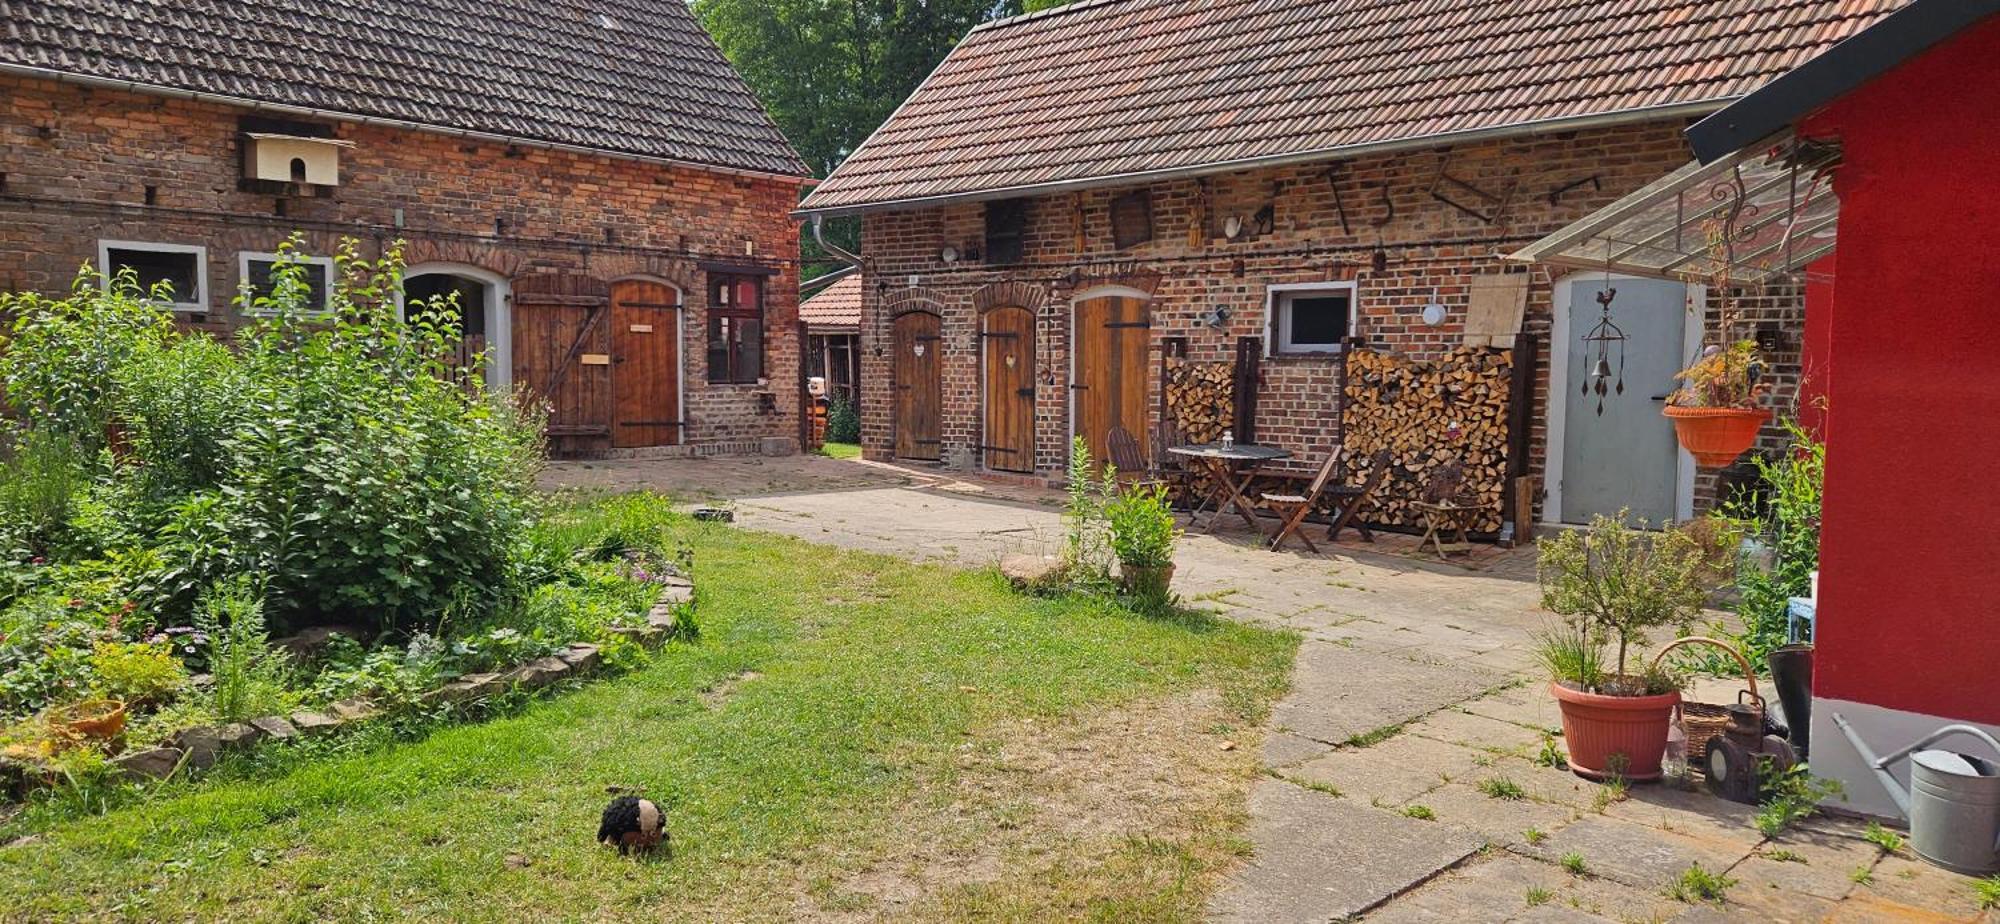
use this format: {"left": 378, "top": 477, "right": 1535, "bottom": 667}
{"left": 825, "top": 393, "right": 860, "bottom": 443}
{"left": 1106, "top": 484, "right": 1181, "bottom": 569}
{"left": 1537, "top": 513, "right": 1713, "bottom": 690}
{"left": 88, "top": 640, "right": 185, "bottom": 706}
{"left": 0, "top": 428, "right": 94, "bottom": 560}
{"left": 1720, "top": 421, "right": 1822, "bottom": 665}
{"left": 195, "top": 581, "right": 292, "bottom": 722}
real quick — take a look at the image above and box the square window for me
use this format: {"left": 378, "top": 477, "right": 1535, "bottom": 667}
{"left": 239, "top": 251, "right": 335, "bottom": 314}
{"left": 1267, "top": 283, "right": 1356, "bottom": 356}
{"left": 99, "top": 241, "right": 208, "bottom": 311}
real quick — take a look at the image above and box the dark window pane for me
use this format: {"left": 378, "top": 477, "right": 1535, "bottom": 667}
{"left": 1286, "top": 294, "right": 1350, "bottom": 349}
{"left": 405, "top": 274, "right": 488, "bottom": 336}
{"left": 738, "top": 317, "right": 763, "bottom": 381}
{"left": 108, "top": 247, "right": 200, "bottom": 305}
{"left": 985, "top": 199, "right": 1027, "bottom": 264}
{"left": 247, "top": 258, "right": 330, "bottom": 312}
{"left": 705, "top": 273, "right": 765, "bottom": 382}
{"left": 707, "top": 315, "right": 731, "bottom": 383}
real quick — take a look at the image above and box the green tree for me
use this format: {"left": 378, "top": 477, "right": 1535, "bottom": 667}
{"left": 695, "top": 0, "right": 1084, "bottom": 277}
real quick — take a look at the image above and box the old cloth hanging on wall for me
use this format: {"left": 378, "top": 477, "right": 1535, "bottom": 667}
{"left": 1580, "top": 285, "right": 1627, "bottom": 416}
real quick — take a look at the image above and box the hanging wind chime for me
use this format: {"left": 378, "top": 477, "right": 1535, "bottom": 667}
{"left": 1579, "top": 268, "right": 1627, "bottom": 416}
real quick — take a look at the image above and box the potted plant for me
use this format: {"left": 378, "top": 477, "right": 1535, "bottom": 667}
{"left": 1537, "top": 513, "right": 1713, "bottom": 781}
{"left": 1663, "top": 339, "right": 1773, "bottom": 468}
{"left": 1106, "top": 483, "right": 1182, "bottom": 602}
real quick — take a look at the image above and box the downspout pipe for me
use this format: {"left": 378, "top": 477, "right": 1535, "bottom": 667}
{"left": 811, "top": 214, "right": 863, "bottom": 267}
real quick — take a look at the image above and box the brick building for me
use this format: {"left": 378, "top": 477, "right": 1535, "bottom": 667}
{"left": 0, "top": 0, "right": 814, "bottom": 456}
{"left": 797, "top": 0, "right": 1902, "bottom": 530}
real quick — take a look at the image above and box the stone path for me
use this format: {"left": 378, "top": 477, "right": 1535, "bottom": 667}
{"left": 544, "top": 455, "right": 1996, "bottom": 923}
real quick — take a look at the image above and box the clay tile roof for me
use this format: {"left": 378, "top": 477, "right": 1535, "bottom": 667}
{"left": 0, "top": 0, "right": 811, "bottom": 178}
{"left": 799, "top": 274, "right": 862, "bottom": 330}
{"left": 799, "top": 0, "right": 1908, "bottom": 214}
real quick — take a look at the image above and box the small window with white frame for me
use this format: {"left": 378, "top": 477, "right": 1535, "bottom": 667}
{"left": 1265, "top": 281, "right": 1357, "bottom": 356}
{"left": 98, "top": 240, "right": 209, "bottom": 312}
{"left": 238, "top": 251, "right": 335, "bottom": 314}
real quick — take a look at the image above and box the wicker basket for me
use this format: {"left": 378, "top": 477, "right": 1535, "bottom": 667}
{"left": 1651, "top": 637, "right": 1764, "bottom": 766}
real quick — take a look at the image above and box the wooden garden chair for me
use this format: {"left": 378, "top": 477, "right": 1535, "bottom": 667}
{"left": 1412, "top": 461, "right": 1484, "bottom": 559}
{"left": 1326, "top": 449, "right": 1393, "bottom": 543}
{"left": 1106, "top": 426, "right": 1167, "bottom": 492}
{"left": 1261, "top": 446, "right": 1345, "bottom": 553}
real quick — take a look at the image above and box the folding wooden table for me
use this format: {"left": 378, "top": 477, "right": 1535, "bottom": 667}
{"left": 1166, "top": 443, "right": 1292, "bottom": 533}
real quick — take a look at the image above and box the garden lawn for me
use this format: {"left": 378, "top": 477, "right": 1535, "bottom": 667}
{"left": 0, "top": 508, "right": 1296, "bottom": 922}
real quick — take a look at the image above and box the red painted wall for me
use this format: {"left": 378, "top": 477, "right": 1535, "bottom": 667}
{"left": 1804, "top": 14, "right": 2000, "bottom": 723}
{"left": 1797, "top": 254, "right": 1834, "bottom": 440}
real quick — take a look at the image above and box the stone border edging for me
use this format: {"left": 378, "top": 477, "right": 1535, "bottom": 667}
{"left": 5, "top": 577, "right": 695, "bottom": 795}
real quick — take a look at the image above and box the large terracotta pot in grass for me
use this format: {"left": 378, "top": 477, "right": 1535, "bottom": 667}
{"left": 1662, "top": 405, "right": 1770, "bottom": 468}
{"left": 1551, "top": 682, "right": 1679, "bottom": 781}
{"left": 1118, "top": 561, "right": 1176, "bottom": 598}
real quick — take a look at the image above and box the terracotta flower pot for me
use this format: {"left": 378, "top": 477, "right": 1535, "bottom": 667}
{"left": 51, "top": 699, "right": 128, "bottom": 742}
{"left": 1550, "top": 682, "right": 1679, "bottom": 782}
{"left": 1662, "top": 405, "right": 1770, "bottom": 468}
{"left": 1118, "top": 561, "right": 1176, "bottom": 597}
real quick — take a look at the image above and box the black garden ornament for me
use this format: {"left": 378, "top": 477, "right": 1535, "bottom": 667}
{"left": 1580, "top": 284, "right": 1628, "bottom": 416}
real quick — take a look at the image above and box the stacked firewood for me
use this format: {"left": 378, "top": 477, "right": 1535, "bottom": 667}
{"left": 1343, "top": 347, "right": 1514, "bottom": 532}
{"left": 1164, "top": 357, "right": 1234, "bottom": 444}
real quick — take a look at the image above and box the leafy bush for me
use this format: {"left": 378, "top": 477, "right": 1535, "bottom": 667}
{"left": 1720, "top": 421, "right": 1822, "bottom": 665}
{"left": 825, "top": 393, "right": 860, "bottom": 443}
{"left": 87, "top": 640, "right": 185, "bottom": 706}
{"left": 1059, "top": 437, "right": 1119, "bottom": 587}
{"left": 195, "top": 581, "right": 293, "bottom": 722}
{"left": 0, "top": 429, "right": 94, "bottom": 561}
{"left": 1106, "top": 484, "right": 1181, "bottom": 568}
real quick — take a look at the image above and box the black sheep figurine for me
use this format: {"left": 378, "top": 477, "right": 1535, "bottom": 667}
{"left": 597, "top": 796, "right": 669, "bottom": 857}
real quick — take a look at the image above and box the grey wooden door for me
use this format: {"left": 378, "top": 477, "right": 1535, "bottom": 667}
{"left": 1561, "top": 277, "right": 1687, "bottom": 525}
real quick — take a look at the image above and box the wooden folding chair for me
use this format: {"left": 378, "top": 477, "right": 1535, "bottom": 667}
{"left": 1326, "top": 449, "right": 1393, "bottom": 543}
{"left": 1261, "top": 446, "right": 1345, "bottom": 553}
{"left": 1106, "top": 426, "right": 1166, "bottom": 491}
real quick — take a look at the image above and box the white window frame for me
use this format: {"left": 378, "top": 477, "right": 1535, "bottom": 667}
{"left": 237, "top": 251, "right": 337, "bottom": 315}
{"left": 1264, "top": 280, "right": 1358, "bottom": 356}
{"left": 97, "top": 240, "right": 209, "bottom": 312}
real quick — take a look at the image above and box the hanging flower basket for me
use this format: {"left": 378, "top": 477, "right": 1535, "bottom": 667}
{"left": 1663, "top": 405, "right": 1769, "bottom": 468}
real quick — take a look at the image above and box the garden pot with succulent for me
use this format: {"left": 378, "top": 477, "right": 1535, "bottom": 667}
{"left": 1663, "top": 339, "right": 1771, "bottom": 468}
{"left": 1106, "top": 484, "right": 1182, "bottom": 603}
{"left": 1538, "top": 514, "right": 1715, "bottom": 781}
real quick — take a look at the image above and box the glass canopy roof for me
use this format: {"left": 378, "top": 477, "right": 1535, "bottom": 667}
{"left": 1510, "top": 134, "right": 1840, "bottom": 285}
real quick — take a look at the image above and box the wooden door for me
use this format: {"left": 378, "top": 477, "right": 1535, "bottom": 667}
{"left": 1074, "top": 295, "right": 1151, "bottom": 469}
{"left": 610, "top": 279, "right": 682, "bottom": 448}
{"left": 892, "top": 311, "right": 942, "bottom": 461}
{"left": 512, "top": 273, "right": 612, "bottom": 454}
{"left": 982, "top": 306, "right": 1036, "bottom": 472}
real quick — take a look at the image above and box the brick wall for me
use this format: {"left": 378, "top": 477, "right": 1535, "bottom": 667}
{"left": 0, "top": 74, "right": 807, "bottom": 454}
{"left": 854, "top": 119, "right": 1808, "bottom": 519}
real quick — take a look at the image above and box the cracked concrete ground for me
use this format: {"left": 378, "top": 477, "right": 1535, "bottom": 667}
{"left": 544, "top": 454, "right": 1994, "bottom": 923}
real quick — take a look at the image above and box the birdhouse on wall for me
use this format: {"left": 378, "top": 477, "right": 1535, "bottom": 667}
{"left": 243, "top": 133, "right": 353, "bottom": 186}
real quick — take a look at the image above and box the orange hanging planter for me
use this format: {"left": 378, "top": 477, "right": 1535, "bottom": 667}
{"left": 1663, "top": 405, "right": 1770, "bottom": 468}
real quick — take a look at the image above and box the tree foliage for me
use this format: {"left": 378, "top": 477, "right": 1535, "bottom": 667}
{"left": 694, "top": 0, "right": 1082, "bottom": 276}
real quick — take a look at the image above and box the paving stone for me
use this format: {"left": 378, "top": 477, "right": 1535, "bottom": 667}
{"left": 1406, "top": 706, "right": 1551, "bottom": 755}
{"left": 1550, "top": 871, "right": 1684, "bottom": 923}
{"left": 214, "top": 722, "right": 263, "bottom": 748}
{"left": 110, "top": 747, "right": 183, "bottom": 781}
{"left": 1292, "top": 734, "right": 1486, "bottom": 806}
{"left": 1210, "top": 779, "right": 1482, "bottom": 923}
{"left": 517, "top": 656, "right": 572, "bottom": 688}
{"left": 1829, "top": 890, "right": 1984, "bottom": 923}
{"left": 1516, "top": 816, "right": 1751, "bottom": 893}
{"left": 1367, "top": 852, "right": 1570, "bottom": 922}
{"left": 1260, "top": 731, "right": 1332, "bottom": 770}
{"left": 1410, "top": 781, "right": 1584, "bottom": 848}
{"left": 1848, "top": 854, "right": 1993, "bottom": 919}
{"left": 1270, "top": 641, "right": 1507, "bottom": 746}
{"left": 1514, "top": 901, "right": 1620, "bottom": 922}
{"left": 998, "top": 553, "right": 1062, "bottom": 591}
{"left": 1473, "top": 756, "right": 1604, "bottom": 809}
{"left": 1604, "top": 784, "right": 1768, "bottom": 856}
{"left": 290, "top": 711, "right": 340, "bottom": 735}
{"left": 329, "top": 699, "right": 377, "bottom": 722}
{"left": 247, "top": 716, "right": 298, "bottom": 740}
{"left": 1715, "top": 868, "right": 1842, "bottom": 922}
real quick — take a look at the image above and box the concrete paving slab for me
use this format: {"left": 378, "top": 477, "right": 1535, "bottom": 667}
{"left": 1270, "top": 642, "right": 1508, "bottom": 746}
{"left": 1292, "top": 734, "right": 1489, "bottom": 806}
{"left": 1603, "top": 784, "right": 1768, "bottom": 856}
{"left": 1850, "top": 854, "right": 1993, "bottom": 920}
{"left": 1361, "top": 853, "right": 1571, "bottom": 922}
{"left": 1461, "top": 683, "right": 1568, "bottom": 733}
{"left": 1412, "top": 782, "right": 1586, "bottom": 849}
{"left": 1261, "top": 731, "right": 1334, "bottom": 770}
{"left": 1406, "top": 706, "right": 1552, "bottom": 755}
{"left": 1549, "top": 872, "right": 1685, "bottom": 924}
{"left": 1209, "top": 779, "right": 1484, "bottom": 924}
{"left": 1515, "top": 816, "right": 1752, "bottom": 893}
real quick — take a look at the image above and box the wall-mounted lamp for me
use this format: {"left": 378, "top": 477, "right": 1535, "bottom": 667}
{"left": 1200, "top": 306, "right": 1231, "bottom": 330}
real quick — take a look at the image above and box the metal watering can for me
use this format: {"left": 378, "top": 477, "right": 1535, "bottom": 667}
{"left": 1833, "top": 714, "right": 2000, "bottom": 875}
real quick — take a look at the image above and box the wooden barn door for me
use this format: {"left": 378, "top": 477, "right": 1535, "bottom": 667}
{"left": 892, "top": 311, "right": 942, "bottom": 461}
{"left": 512, "top": 273, "right": 613, "bottom": 454}
{"left": 610, "top": 279, "right": 682, "bottom": 448}
{"left": 1074, "top": 295, "right": 1150, "bottom": 469}
{"left": 982, "top": 306, "right": 1036, "bottom": 472}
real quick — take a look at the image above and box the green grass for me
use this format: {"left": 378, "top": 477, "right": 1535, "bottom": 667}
{"left": 1862, "top": 821, "right": 1904, "bottom": 855}
{"left": 1560, "top": 851, "right": 1588, "bottom": 875}
{"left": 1400, "top": 804, "right": 1435, "bottom": 821}
{"left": 816, "top": 441, "right": 863, "bottom": 460}
{"left": 1478, "top": 777, "right": 1527, "bottom": 801}
{"left": 0, "top": 515, "right": 1297, "bottom": 921}
{"left": 1976, "top": 874, "right": 2000, "bottom": 910}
